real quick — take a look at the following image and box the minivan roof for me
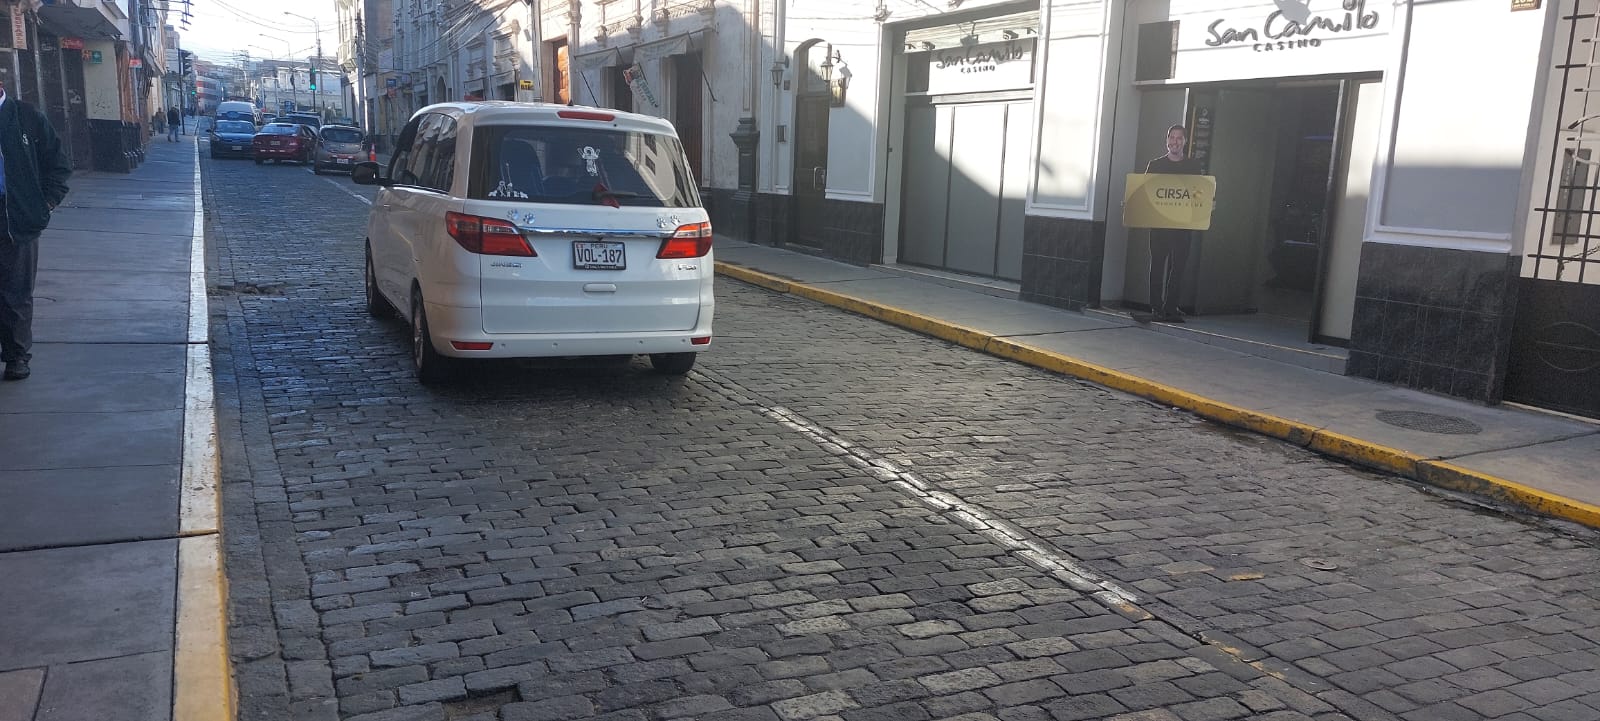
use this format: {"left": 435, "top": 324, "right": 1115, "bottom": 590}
{"left": 413, "top": 101, "right": 679, "bottom": 136}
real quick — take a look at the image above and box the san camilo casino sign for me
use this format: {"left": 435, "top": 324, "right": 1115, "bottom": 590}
{"left": 1206, "top": 0, "right": 1381, "bottom": 53}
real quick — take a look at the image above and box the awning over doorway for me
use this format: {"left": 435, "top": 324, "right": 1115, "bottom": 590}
{"left": 37, "top": 1, "right": 123, "bottom": 41}
{"left": 634, "top": 29, "right": 709, "bottom": 64}
{"left": 573, "top": 47, "right": 622, "bottom": 72}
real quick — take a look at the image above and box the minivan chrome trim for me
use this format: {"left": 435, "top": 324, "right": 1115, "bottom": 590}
{"left": 515, "top": 226, "right": 675, "bottom": 239}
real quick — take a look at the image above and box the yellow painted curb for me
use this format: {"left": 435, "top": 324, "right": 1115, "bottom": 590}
{"left": 716, "top": 262, "right": 791, "bottom": 293}
{"left": 177, "top": 141, "right": 235, "bottom": 721}
{"left": 715, "top": 261, "right": 1600, "bottom": 529}
{"left": 174, "top": 535, "right": 236, "bottom": 721}
{"left": 1418, "top": 461, "right": 1600, "bottom": 528}
{"left": 1307, "top": 429, "right": 1424, "bottom": 478}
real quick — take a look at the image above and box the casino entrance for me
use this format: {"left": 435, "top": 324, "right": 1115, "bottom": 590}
{"left": 1113, "top": 75, "right": 1381, "bottom": 368}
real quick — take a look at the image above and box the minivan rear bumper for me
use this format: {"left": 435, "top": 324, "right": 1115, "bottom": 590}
{"left": 423, "top": 300, "right": 713, "bottom": 358}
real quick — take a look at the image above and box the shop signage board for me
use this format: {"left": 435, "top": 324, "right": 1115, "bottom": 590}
{"left": 62, "top": 37, "right": 83, "bottom": 50}
{"left": 925, "top": 39, "right": 1035, "bottom": 95}
{"left": 10, "top": 5, "right": 26, "bottom": 51}
{"left": 1136, "top": 0, "right": 1390, "bottom": 84}
{"left": 1123, "top": 174, "right": 1217, "bottom": 230}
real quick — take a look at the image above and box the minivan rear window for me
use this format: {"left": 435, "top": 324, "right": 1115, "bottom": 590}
{"left": 469, "top": 125, "right": 699, "bottom": 208}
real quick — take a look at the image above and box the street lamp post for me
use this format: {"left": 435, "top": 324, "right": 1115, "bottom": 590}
{"left": 260, "top": 34, "right": 298, "bottom": 111}
{"left": 284, "top": 12, "right": 323, "bottom": 120}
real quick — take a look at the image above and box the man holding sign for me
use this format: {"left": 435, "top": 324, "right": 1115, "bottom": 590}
{"left": 1127, "top": 124, "right": 1208, "bottom": 324}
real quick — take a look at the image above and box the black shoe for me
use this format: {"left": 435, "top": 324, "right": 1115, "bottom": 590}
{"left": 1130, "top": 312, "right": 1158, "bottom": 324}
{"left": 4, "top": 360, "right": 30, "bottom": 380}
{"left": 1158, "top": 314, "right": 1185, "bottom": 324}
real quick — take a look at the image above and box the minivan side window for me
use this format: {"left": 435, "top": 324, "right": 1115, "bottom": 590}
{"left": 389, "top": 116, "right": 424, "bottom": 184}
{"left": 400, "top": 115, "right": 441, "bottom": 188}
{"left": 425, "top": 116, "right": 458, "bottom": 193}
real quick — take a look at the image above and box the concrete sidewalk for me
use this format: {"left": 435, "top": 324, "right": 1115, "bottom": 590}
{"left": 0, "top": 136, "right": 227, "bottom": 720}
{"left": 714, "top": 239, "right": 1600, "bottom": 529}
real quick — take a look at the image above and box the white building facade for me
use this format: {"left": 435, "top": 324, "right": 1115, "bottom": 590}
{"left": 599, "top": 0, "right": 1584, "bottom": 418}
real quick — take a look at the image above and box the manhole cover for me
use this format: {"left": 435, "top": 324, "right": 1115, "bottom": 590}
{"left": 1299, "top": 557, "right": 1339, "bottom": 571}
{"left": 1374, "top": 410, "right": 1482, "bottom": 435}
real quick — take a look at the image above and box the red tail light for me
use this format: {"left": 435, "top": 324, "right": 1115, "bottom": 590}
{"left": 557, "top": 110, "right": 616, "bottom": 122}
{"left": 657, "top": 222, "right": 713, "bottom": 259}
{"left": 450, "top": 341, "right": 494, "bottom": 351}
{"left": 446, "top": 212, "right": 536, "bottom": 256}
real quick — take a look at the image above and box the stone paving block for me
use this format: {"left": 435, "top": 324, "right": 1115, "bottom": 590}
{"left": 210, "top": 181, "right": 1600, "bottom": 721}
{"left": 772, "top": 690, "right": 861, "bottom": 720}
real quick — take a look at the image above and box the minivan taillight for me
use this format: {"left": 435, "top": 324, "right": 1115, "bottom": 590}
{"left": 657, "top": 222, "right": 713, "bottom": 258}
{"left": 446, "top": 212, "right": 536, "bottom": 256}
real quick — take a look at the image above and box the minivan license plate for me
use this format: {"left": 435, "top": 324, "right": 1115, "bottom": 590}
{"left": 573, "top": 241, "right": 625, "bottom": 270}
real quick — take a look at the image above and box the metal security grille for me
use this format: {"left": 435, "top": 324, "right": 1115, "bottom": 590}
{"left": 1531, "top": 0, "right": 1600, "bottom": 284}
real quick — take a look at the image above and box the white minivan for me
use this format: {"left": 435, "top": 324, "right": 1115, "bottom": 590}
{"left": 353, "top": 102, "right": 714, "bottom": 384}
{"left": 215, "top": 100, "right": 260, "bottom": 126}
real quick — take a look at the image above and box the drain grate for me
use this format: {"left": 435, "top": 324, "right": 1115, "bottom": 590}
{"left": 1375, "top": 410, "right": 1483, "bottom": 435}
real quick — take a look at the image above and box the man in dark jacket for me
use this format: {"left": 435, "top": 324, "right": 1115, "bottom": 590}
{"left": 167, "top": 106, "right": 181, "bottom": 142}
{"left": 0, "top": 79, "right": 73, "bottom": 380}
{"left": 1135, "top": 124, "right": 1202, "bottom": 324}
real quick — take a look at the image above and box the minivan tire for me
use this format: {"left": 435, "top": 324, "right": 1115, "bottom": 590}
{"left": 411, "top": 292, "right": 453, "bottom": 385}
{"left": 365, "top": 245, "right": 391, "bottom": 318}
{"left": 649, "top": 352, "right": 696, "bottom": 375}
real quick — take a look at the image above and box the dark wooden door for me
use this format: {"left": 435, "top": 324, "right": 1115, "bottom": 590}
{"left": 791, "top": 94, "right": 830, "bottom": 250}
{"left": 62, "top": 51, "right": 91, "bottom": 170}
{"left": 674, "top": 53, "right": 703, "bottom": 184}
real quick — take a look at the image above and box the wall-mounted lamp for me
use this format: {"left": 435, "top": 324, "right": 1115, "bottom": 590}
{"left": 920, "top": 41, "right": 935, "bottom": 51}
{"left": 820, "top": 48, "right": 850, "bottom": 107}
{"left": 1002, "top": 29, "right": 1019, "bottom": 40}
{"left": 769, "top": 55, "right": 789, "bottom": 90}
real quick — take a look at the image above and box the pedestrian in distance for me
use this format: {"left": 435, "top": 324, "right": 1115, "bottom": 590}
{"left": 0, "top": 78, "right": 73, "bottom": 381}
{"left": 167, "top": 107, "right": 180, "bottom": 142}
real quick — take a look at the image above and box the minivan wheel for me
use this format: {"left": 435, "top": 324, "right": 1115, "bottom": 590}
{"left": 364, "top": 245, "right": 391, "bottom": 318}
{"left": 411, "top": 292, "right": 453, "bottom": 385}
{"left": 649, "top": 352, "right": 696, "bottom": 375}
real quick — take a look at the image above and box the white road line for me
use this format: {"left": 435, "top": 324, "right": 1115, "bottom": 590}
{"left": 322, "top": 175, "right": 373, "bottom": 205}
{"left": 756, "top": 405, "right": 1140, "bottom": 605}
{"left": 182, "top": 143, "right": 219, "bottom": 535}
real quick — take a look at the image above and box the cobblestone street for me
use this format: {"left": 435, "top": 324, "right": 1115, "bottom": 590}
{"left": 204, "top": 152, "right": 1600, "bottom": 721}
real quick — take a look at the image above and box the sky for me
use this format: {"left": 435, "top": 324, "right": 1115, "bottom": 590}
{"left": 177, "top": 0, "right": 342, "bottom": 66}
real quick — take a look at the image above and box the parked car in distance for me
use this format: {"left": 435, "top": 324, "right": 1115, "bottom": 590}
{"left": 283, "top": 113, "right": 322, "bottom": 130}
{"left": 313, "top": 125, "right": 366, "bottom": 174}
{"left": 253, "top": 123, "right": 317, "bottom": 164}
{"left": 352, "top": 102, "right": 713, "bottom": 384}
{"left": 209, "top": 119, "right": 258, "bottom": 159}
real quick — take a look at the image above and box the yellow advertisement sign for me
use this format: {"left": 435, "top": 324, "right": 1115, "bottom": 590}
{"left": 1123, "top": 173, "right": 1217, "bottom": 231}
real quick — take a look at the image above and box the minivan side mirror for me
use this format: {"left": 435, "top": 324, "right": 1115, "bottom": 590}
{"left": 351, "top": 161, "right": 388, "bottom": 186}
